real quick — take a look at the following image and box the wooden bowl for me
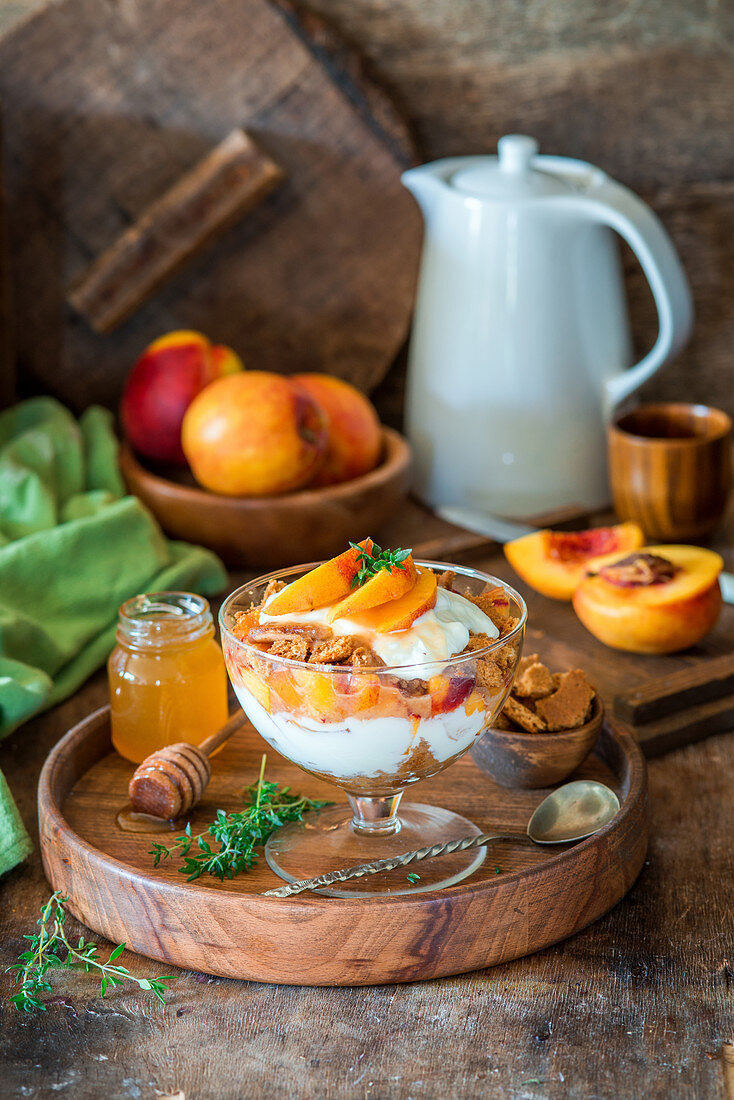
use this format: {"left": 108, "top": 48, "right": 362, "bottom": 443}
{"left": 119, "top": 427, "right": 411, "bottom": 569}
{"left": 471, "top": 696, "right": 604, "bottom": 790}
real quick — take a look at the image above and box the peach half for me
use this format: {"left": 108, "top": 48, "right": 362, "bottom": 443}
{"left": 504, "top": 522, "right": 645, "bottom": 601}
{"left": 572, "top": 545, "right": 723, "bottom": 654}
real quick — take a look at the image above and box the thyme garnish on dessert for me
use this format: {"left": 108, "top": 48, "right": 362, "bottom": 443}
{"left": 349, "top": 541, "right": 413, "bottom": 588}
{"left": 150, "top": 755, "right": 330, "bottom": 882}
{"left": 7, "top": 892, "right": 174, "bottom": 1014}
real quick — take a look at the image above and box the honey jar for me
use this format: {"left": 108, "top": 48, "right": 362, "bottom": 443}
{"left": 108, "top": 591, "right": 229, "bottom": 764}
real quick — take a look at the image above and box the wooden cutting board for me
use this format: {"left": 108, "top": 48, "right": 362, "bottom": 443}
{"left": 0, "top": 0, "right": 421, "bottom": 409}
{"left": 39, "top": 706, "right": 647, "bottom": 986}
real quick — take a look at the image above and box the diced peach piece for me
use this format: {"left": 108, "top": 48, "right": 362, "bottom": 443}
{"left": 345, "top": 673, "right": 381, "bottom": 712}
{"left": 572, "top": 545, "right": 723, "bottom": 653}
{"left": 239, "top": 668, "right": 271, "bottom": 712}
{"left": 327, "top": 554, "right": 417, "bottom": 621}
{"left": 463, "top": 689, "right": 486, "bottom": 716}
{"left": 348, "top": 568, "right": 438, "bottom": 634}
{"left": 504, "top": 522, "right": 645, "bottom": 601}
{"left": 428, "top": 674, "right": 476, "bottom": 716}
{"left": 265, "top": 539, "right": 373, "bottom": 615}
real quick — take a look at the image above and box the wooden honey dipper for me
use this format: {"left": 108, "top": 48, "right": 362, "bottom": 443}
{"left": 128, "top": 713, "right": 245, "bottom": 820}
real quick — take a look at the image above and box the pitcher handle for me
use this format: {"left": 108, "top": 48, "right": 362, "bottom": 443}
{"left": 577, "top": 177, "right": 693, "bottom": 419}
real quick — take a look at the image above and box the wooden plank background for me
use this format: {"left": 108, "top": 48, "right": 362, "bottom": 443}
{"left": 2, "top": 0, "right": 733, "bottom": 418}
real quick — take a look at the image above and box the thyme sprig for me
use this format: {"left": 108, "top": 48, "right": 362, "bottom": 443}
{"left": 349, "top": 541, "right": 412, "bottom": 588}
{"left": 150, "top": 755, "right": 330, "bottom": 882}
{"left": 7, "top": 892, "right": 174, "bottom": 1014}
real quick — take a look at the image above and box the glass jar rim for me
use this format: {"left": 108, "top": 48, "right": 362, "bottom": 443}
{"left": 219, "top": 560, "right": 527, "bottom": 675}
{"left": 118, "top": 591, "right": 214, "bottom": 647}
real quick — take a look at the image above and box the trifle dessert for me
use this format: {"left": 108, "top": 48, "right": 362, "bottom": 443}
{"left": 219, "top": 540, "right": 526, "bottom": 895}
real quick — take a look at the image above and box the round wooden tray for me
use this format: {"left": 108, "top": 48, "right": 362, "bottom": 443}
{"left": 119, "top": 427, "right": 411, "bottom": 568}
{"left": 39, "top": 707, "right": 648, "bottom": 986}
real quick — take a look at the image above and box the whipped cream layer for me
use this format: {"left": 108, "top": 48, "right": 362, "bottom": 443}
{"left": 235, "top": 685, "right": 488, "bottom": 781}
{"left": 260, "top": 584, "right": 499, "bottom": 676}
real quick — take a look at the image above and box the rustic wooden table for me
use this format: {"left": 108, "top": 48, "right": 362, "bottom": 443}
{"left": 2, "top": 529, "right": 733, "bottom": 1100}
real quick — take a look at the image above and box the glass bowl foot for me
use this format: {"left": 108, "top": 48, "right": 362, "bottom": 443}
{"left": 265, "top": 802, "right": 486, "bottom": 898}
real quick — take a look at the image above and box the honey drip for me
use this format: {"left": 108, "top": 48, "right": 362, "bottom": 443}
{"left": 116, "top": 803, "right": 181, "bottom": 834}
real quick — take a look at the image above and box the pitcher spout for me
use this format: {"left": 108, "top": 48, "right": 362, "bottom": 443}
{"left": 401, "top": 163, "right": 450, "bottom": 220}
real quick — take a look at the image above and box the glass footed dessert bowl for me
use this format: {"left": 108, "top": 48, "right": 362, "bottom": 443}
{"left": 219, "top": 546, "right": 527, "bottom": 897}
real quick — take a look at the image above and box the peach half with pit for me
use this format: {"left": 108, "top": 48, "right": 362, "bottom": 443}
{"left": 504, "top": 522, "right": 644, "bottom": 601}
{"left": 572, "top": 545, "right": 723, "bottom": 654}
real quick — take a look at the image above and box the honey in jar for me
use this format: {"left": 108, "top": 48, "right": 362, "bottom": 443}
{"left": 108, "top": 591, "right": 229, "bottom": 764}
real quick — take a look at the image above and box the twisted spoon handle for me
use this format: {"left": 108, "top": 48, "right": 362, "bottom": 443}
{"left": 263, "top": 831, "right": 519, "bottom": 897}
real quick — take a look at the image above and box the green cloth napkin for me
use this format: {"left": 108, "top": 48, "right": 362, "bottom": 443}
{"left": 0, "top": 397, "right": 228, "bottom": 877}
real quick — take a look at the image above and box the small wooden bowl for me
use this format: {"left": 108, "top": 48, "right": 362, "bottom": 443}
{"left": 471, "top": 696, "right": 604, "bottom": 790}
{"left": 120, "top": 427, "right": 411, "bottom": 569}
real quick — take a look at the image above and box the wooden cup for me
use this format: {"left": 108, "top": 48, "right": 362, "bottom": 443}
{"left": 608, "top": 403, "right": 732, "bottom": 541}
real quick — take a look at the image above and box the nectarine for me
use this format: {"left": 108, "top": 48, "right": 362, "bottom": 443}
{"left": 504, "top": 522, "right": 645, "bottom": 601}
{"left": 265, "top": 539, "right": 373, "bottom": 615}
{"left": 121, "top": 330, "right": 243, "bottom": 465}
{"left": 293, "top": 373, "right": 382, "bottom": 487}
{"left": 572, "top": 545, "right": 723, "bottom": 654}
{"left": 181, "top": 372, "right": 328, "bottom": 496}
{"left": 348, "top": 567, "right": 438, "bottom": 633}
{"left": 327, "top": 554, "right": 417, "bottom": 620}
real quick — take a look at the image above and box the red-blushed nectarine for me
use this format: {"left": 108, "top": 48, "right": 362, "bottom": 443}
{"left": 181, "top": 372, "right": 328, "bottom": 496}
{"left": 504, "top": 522, "right": 645, "bottom": 601}
{"left": 121, "top": 330, "right": 243, "bottom": 465}
{"left": 292, "top": 373, "right": 382, "bottom": 487}
{"left": 572, "top": 545, "right": 723, "bottom": 654}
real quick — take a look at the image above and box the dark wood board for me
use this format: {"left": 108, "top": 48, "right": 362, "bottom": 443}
{"left": 0, "top": 0, "right": 421, "bottom": 409}
{"left": 39, "top": 706, "right": 647, "bottom": 985}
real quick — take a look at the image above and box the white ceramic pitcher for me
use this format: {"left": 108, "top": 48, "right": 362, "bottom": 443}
{"left": 402, "top": 135, "right": 693, "bottom": 518}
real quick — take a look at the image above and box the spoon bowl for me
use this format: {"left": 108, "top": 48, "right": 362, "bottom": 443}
{"left": 526, "top": 780, "right": 621, "bottom": 844}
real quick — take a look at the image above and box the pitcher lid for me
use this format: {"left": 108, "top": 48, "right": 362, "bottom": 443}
{"left": 451, "top": 135, "right": 574, "bottom": 200}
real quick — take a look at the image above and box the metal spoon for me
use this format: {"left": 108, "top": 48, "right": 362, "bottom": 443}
{"left": 263, "top": 780, "right": 620, "bottom": 898}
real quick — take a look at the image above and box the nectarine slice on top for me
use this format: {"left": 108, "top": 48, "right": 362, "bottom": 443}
{"left": 504, "top": 522, "right": 644, "bottom": 601}
{"left": 572, "top": 545, "right": 723, "bottom": 654}
{"left": 265, "top": 539, "right": 373, "bottom": 616}
{"left": 347, "top": 567, "right": 438, "bottom": 634}
{"left": 326, "top": 554, "right": 417, "bottom": 621}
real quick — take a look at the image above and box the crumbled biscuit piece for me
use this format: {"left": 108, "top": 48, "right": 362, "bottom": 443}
{"left": 514, "top": 659, "right": 555, "bottom": 700}
{"left": 462, "top": 631, "right": 496, "bottom": 654}
{"left": 492, "top": 710, "right": 517, "bottom": 731}
{"left": 350, "top": 646, "right": 385, "bottom": 668}
{"left": 476, "top": 656, "right": 506, "bottom": 693}
{"left": 493, "top": 642, "right": 518, "bottom": 676}
{"left": 258, "top": 578, "right": 286, "bottom": 608}
{"left": 437, "top": 570, "right": 456, "bottom": 591}
{"left": 535, "top": 669, "right": 595, "bottom": 731}
{"left": 499, "top": 615, "right": 520, "bottom": 637}
{"left": 503, "top": 695, "right": 547, "bottom": 733}
{"left": 248, "top": 622, "right": 331, "bottom": 646}
{"left": 268, "top": 635, "right": 309, "bottom": 662}
{"left": 309, "top": 635, "right": 358, "bottom": 665}
{"left": 465, "top": 590, "right": 510, "bottom": 629}
{"left": 396, "top": 677, "right": 430, "bottom": 696}
{"left": 517, "top": 653, "right": 540, "bottom": 677}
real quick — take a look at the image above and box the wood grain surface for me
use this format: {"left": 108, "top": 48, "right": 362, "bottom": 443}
{"left": 0, "top": 0, "right": 420, "bottom": 408}
{"left": 38, "top": 706, "right": 646, "bottom": 985}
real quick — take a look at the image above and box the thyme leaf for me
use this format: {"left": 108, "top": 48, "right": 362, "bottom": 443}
{"left": 6, "top": 893, "right": 174, "bottom": 1014}
{"left": 150, "top": 755, "right": 330, "bottom": 882}
{"left": 349, "top": 541, "right": 412, "bottom": 588}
